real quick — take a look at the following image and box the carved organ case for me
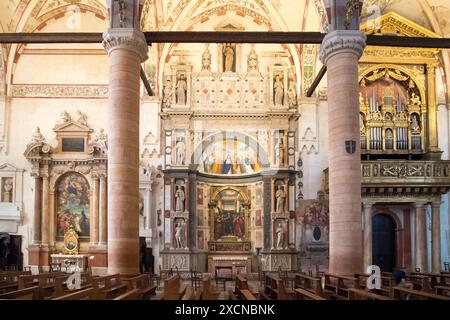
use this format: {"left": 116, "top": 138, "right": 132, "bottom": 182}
{"left": 359, "top": 12, "right": 442, "bottom": 160}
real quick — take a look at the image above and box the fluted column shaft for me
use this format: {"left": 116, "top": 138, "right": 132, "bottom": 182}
{"left": 32, "top": 177, "right": 42, "bottom": 244}
{"left": 41, "top": 175, "right": 50, "bottom": 245}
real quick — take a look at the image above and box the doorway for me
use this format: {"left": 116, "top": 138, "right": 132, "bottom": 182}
{"left": 372, "top": 214, "right": 396, "bottom": 272}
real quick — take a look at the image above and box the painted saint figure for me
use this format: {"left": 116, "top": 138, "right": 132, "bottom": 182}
{"left": 201, "top": 45, "right": 212, "bottom": 72}
{"left": 175, "top": 186, "right": 185, "bottom": 212}
{"left": 162, "top": 79, "right": 173, "bottom": 108}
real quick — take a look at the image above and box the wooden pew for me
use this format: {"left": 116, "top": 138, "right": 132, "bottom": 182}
{"left": 294, "top": 273, "right": 326, "bottom": 298}
{"left": 347, "top": 288, "right": 393, "bottom": 300}
{"left": 393, "top": 286, "right": 450, "bottom": 300}
{"left": 163, "top": 275, "right": 187, "bottom": 300}
{"left": 234, "top": 274, "right": 258, "bottom": 299}
{"left": 93, "top": 274, "right": 128, "bottom": 299}
{"left": 51, "top": 272, "right": 94, "bottom": 298}
{"left": 0, "top": 286, "right": 40, "bottom": 300}
{"left": 239, "top": 289, "right": 257, "bottom": 300}
{"left": 324, "top": 274, "right": 360, "bottom": 300}
{"left": 355, "top": 273, "right": 396, "bottom": 297}
{"left": 124, "top": 274, "right": 157, "bottom": 300}
{"left": 181, "top": 287, "right": 202, "bottom": 300}
{"left": 405, "top": 274, "right": 432, "bottom": 292}
{"left": 263, "top": 274, "right": 294, "bottom": 300}
{"left": 202, "top": 277, "right": 220, "bottom": 300}
{"left": 295, "top": 287, "right": 326, "bottom": 300}
{"left": 435, "top": 284, "right": 450, "bottom": 296}
{"left": 52, "top": 287, "right": 99, "bottom": 300}
{"left": 113, "top": 288, "right": 142, "bottom": 300}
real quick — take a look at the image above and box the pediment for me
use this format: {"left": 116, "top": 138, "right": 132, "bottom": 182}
{"left": 214, "top": 18, "right": 245, "bottom": 32}
{"left": 361, "top": 12, "right": 441, "bottom": 38}
{"left": 0, "top": 163, "right": 23, "bottom": 172}
{"left": 53, "top": 120, "right": 92, "bottom": 133}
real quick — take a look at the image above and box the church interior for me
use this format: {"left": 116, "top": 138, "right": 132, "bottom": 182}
{"left": 0, "top": 0, "right": 450, "bottom": 301}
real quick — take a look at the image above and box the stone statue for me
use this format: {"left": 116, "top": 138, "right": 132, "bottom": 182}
{"left": 287, "top": 81, "right": 297, "bottom": 107}
{"left": 60, "top": 111, "right": 71, "bottom": 124}
{"left": 176, "top": 75, "right": 187, "bottom": 105}
{"left": 275, "top": 140, "right": 285, "bottom": 165}
{"left": 274, "top": 74, "right": 284, "bottom": 105}
{"left": 30, "top": 127, "right": 46, "bottom": 145}
{"left": 175, "top": 221, "right": 184, "bottom": 248}
{"left": 275, "top": 222, "right": 285, "bottom": 249}
{"left": 93, "top": 128, "right": 108, "bottom": 151}
{"left": 175, "top": 186, "right": 185, "bottom": 212}
{"left": 201, "top": 45, "right": 212, "bottom": 72}
{"left": 176, "top": 138, "right": 186, "bottom": 165}
{"left": 247, "top": 47, "right": 259, "bottom": 73}
{"left": 76, "top": 110, "right": 88, "bottom": 126}
{"left": 223, "top": 43, "right": 234, "bottom": 72}
{"left": 162, "top": 79, "right": 173, "bottom": 108}
{"left": 275, "top": 185, "right": 286, "bottom": 213}
{"left": 410, "top": 114, "right": 420, "bottom": 133}
{"left": 2, "top": 178, "right": 13, "bottom": 203}
{"left": 410, "top": 92, "right": 421, "bottom": 106}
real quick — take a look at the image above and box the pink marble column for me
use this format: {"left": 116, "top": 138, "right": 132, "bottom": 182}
{"left": 320, "top": 30, "right": 366, "bottom": 275}
{"left": 103, "top": 29, "right": 148, "bottom": 275}
{"left": 363, "top": 202, "right": 374, "bottom": 271}
{"left": 431, "top": 201, "right": 441, "bottom": 273}
{"left": 414, "top": 203, "right": 427, "bottom": 272}
{"left": 32, "top": 176, "right": 42, "bottom": 244}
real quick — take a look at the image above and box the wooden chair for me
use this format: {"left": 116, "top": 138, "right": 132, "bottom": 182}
{"left": 214, "top": 268, "right": 227, "bottom": 291}
{"left": 278, "top": 267, "right": 295, "bottom": 290}
{"left": 190, "top": 269, "right": 202, "bottom": 291}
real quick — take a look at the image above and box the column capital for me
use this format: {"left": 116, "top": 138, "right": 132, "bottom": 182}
{"left": 102, "top": 28, "right": 148, "bottom": 62}
{"left": 319, "top": 30, "right": 366, "bottom": 65}
{"left": 431, "top": 201, "right": 442, "bottom": 208}
{"left": 413, "top": 202, "right": 426, "bottom": 208}
{"left": 362, "top": 202, "right": 375, "bottom": 209}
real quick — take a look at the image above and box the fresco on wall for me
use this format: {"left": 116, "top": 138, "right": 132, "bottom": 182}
{"left": 200, "top": 139, "right": 262, "bottom": 175}
{"left": 56, "top": 173, "right": 90, "bottom": 239}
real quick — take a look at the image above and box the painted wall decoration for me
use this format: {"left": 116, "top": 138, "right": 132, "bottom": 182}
{"left": 255, "top": 209, "right": 262, "bottom": 227}
{"left": 296, "top": 195, "right": 329, "bottom": 247}
{"left": 197, "top": 230, "right": 204, "bottom": 250}
{"left": 200, "top": 139, "right": 262, "bottom": 175}
{"left": 56, "top": 173, "right": 90, "bottom": 239}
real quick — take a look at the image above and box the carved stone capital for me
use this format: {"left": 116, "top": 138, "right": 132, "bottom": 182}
{"left": 102, "top": 28, "right": 148, "bottom": 62}
{"left": 319, "top": 30, "right": 366, "bottom": 65}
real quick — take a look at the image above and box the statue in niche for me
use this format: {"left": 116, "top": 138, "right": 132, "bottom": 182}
{"left": 176, "top": 75, "right": 187, "bottom": 105}
{"left": 410, "top": 114, "right": 421, "bottom": 133}
{"left": 287, "top": 81, "right": 297, "bottom": 107}
{"left": 275, "top": 185, "right": 286, "bottom": 213}
{"left": 2, "top": 178, "right": 13, "bottom": 203}
{"left": 59, "top": 111, "right": 71, "bottom": 124}
{"left": 274, "top": 74, "right": 284, "bottom": 105}
{"left": 175, "top": 220, "right": 185, "bottom": 248}
{"left": 410, "top": 92, "right": 421, "bottom": 106}
{"left": 275, "top": 139, "right": 285, "bottom": 165}
{"left": 175, "top": 186, "right": 185, "bottom": 212}
{"left": 247, "top": 47, "right": 259, "bottom": 73}
{"left": 93, "top": 128, "right": 108, "bottom": 151}
{"left": 201, "top": 45, "right": 212, "bottom": 72}
{"left": 76, "top": 110, "right": 88, "bottom": 126}
{"left": 275, "top": 222, "right": 285, "bottom": 249}
{"left": 175, "top": 137, "right": 186, "bottom": 165}
{"left": 162, "top": 79, "right": 173, "bottom": 108}
{"left": 223, "top": 43, "right": 235, "bottom": 72}
{"left": 30, "top": 127, "right": 46, "bottom": 144}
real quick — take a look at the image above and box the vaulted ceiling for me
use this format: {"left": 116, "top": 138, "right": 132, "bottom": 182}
{"left": 0, "top": 0, "right": 449, "bottom": 101}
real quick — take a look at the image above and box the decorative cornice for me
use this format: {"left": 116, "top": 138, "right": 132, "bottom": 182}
{"left": 319, "top": 30, "right": 367, "bottom": 65}
{"left": 102, "top": 28, "right": 149, "bottom": 62}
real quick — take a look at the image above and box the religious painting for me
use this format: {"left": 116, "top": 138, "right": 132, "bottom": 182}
{"left": 1, "top": 177, "right": 13, "bottom": 203}
{"left": 197, "top": 187, "right": 203, "bottom": 205}
{"left": 56, "top": 173, "right": 90, "bottom": 239}
{"left": 255, "top": 210, "right": 262, "bottom": 227}
{"left": 200, "top": 139, "right": 262, "bottom": 175}
{"left": 213, "top": 189, "right": 246, "bottom": 239}
{"left": 197, "top": 209, "right": 204, "bottom": 226}
{"left": 296, "top": 192, "right": 329, "bottom": 247}
{"left": 197, "top": 230, "right": 204, "bottom": 250}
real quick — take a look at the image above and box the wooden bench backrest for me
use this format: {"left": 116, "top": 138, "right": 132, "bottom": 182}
{"left": 164, "top": 275, "right": 183, "bottom": 300}
{"left": 113, "top": 288, "right": 141, "bottom": 300}
{"left": 202, "top": 277, "right": 220, "bottom": 300}
{"left": 0, "top": 286, "right": 40, "bottom": 300}
{"left": 393, "top": 286, "right": 450, "bottom": 300}
{"left": 235, "top": 275, "right": 249, "bottom": 290}
{"left": 295, "top": 273, "right": 323, "bottom": 296}
{"left": 52, "top": 287, "right": 98, "bottom": 300}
